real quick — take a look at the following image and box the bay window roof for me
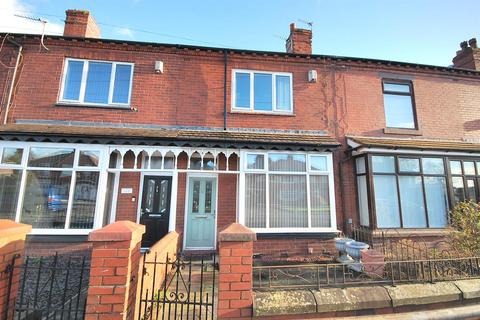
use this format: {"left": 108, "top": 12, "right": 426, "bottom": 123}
{"left": 348, "top": 136, "right": 480, "bottom": 153}
{"left": 0, "top": 123, "right": 340, "bottom": 150}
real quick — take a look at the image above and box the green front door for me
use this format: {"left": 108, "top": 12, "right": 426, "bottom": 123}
{"left": 185, "top": 176, "right": 217, "bottom": 249}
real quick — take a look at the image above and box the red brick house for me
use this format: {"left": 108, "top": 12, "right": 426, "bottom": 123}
{"left": 0, "top": 10, "right": 479, "bottom": 256}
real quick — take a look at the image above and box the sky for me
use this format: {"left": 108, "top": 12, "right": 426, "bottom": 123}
{"left": 0, "top": 0, "right": 479, "bottom": 67}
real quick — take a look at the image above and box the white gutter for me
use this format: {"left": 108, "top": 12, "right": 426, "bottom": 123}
{"left": 3, "top": 39, "right": 22, "bottom": 125}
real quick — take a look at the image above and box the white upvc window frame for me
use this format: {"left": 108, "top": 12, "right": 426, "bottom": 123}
{"left": 238, "top": 150, "right": 337, "bottom": 233}
{"left": 231, "top": 69, "right": 294, "bottom": 114}
{"left": 0, "top": 141, "right": 110, "bottom": 235}
{"left": 58, "top": 58, "right": 134, "bottom": 108}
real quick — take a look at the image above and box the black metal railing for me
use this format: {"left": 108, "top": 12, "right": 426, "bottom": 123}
{"left": 138, "top": 253, "right": 216, "bottom": 320}
{"left": 253, "top": 256, "right": 480, "bottom": 290}
{"left": 7, "top": 252, "right": 91, "bottom": 320}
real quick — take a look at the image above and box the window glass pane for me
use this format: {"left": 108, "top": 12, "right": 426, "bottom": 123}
{"left": 466, "top": 179, "right": 477, "bottom": 200}
{"left": 235, "top": 72, "right": 250, "bottom": 108}
{"left": 373, "top": 175, "right": 401, "bottom": 228}
{"left": 372, "top": 156, "right": 395, "bottom": 173}
{"left": 422, "top": 158, "right": 444, "bottom": 174}
{"left": 202, "top": 157, "right": 215, "bottom": 170}
{"left": 190, "top": 157, "right": 201, "bottom": 170}
{"left": 310, "top": 156, "right": 327, "bottom": 171}
{"left": 69, "top": 171, "right": 99, "bottom": 229}
{"left": 2, "top": 148, "right": 23, "bottom": 165}
{"left": 112, "top": 64, "right": 132, "bottom": 104}
{"left": 464, "top": 161, "right": 476, "bottom": 175}
{"left": 191, "top": 180, "right": 200, "bottom": 213}
{"left": 356, "top": 157, "right": 366, "bottom": 174}
{"left": 254, "top": 73, "right": 272, "bottom": 111}
{"left": 269, "top": 154, "right": 306, "bottom": 172}
{"left": 383, "top": 83, "right": 410, "bottom": 93}
{"left": 424, "top": 177, "right": 448, "bottom": 228}
{"left": 452, "top": 176, "right": 465, "bottom": 204}
{"left": 84, "top": 62, "right": 112, "bottom": 104}
{"left": 245, "top": 174, "right": 266, "bottom": 228}
{"left": 450, "top": 161, "right": 462, "bottom": 175}
{"left": 357, "top": 175, "right": 369, "bottom": 226}
{"left": 269, "top": 175, "right": 308, "bottom": 228}
{"left": 247, "top": 154, "right": 264, "bottom": 170}
{"left": 275, "top": 75, "right": 291, "bottom": 111}
{"left": 477, "top": 162, "right": 480, "bottom": 175}
{"left": 63, "top": 60, "right": 83, "bottom": 100}
{"left": 399, "top": 176, "right": 427, "bottom": 228}
{"left": 78, "top": 150, "right": 100, "bottom": 167}
{"left": 164, "top": 155, "right": 175, "bottom": 169}
{"left": 384, "top": 94, "right": 415, "bottom": 128}
{"left": 205, "top": 180, "right": 212, "bottom": 213}
{"left": 0, "top": 169, "right": 22, "bottom": 220}
{"left": 398, "top": 158, "right": 420, "bottom": 172}
{"left": 310, "top": 175, "right": 330, "bottom": 228}
{"left": 28, "top": 148, "right": 74, "bottom": 168}
{"left": 21, "top": 170, "right": 71, "bottom": 228}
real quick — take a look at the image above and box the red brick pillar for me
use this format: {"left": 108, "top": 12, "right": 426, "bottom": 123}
{"left": 85, "top": 221, "right": 145, "bottom": 320}
{"left": 218, "top": 223, "right": 256, "bottom": 319}
{"left": 0, "top": 220, "right": 31, "bottom": 320}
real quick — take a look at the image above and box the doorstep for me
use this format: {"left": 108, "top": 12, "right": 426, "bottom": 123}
{"left": 253, "top": 279, "right": 480, "bottom": 318}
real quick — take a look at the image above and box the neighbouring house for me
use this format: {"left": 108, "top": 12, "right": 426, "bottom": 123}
{"left": 0, "top": 9, "right": 479, "bottom": 256}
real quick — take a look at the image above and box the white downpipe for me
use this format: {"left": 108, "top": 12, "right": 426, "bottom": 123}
{"left": 3, "top": 43, "right": 22, "bottom": 124}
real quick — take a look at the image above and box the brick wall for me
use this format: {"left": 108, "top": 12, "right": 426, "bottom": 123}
{"left": 2, "top": 35, "right": 480, "bottom": 236}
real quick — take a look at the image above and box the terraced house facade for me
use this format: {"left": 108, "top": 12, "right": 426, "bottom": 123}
{"left": 0, "top": 10, "right": 480, "bottom": 256}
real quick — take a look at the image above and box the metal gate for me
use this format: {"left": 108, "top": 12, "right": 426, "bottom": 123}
{"left": 138, "top": 253, "right": 217, "bottom": 320}
{"left": 5, "top": 252, "right": 91, "bottom": 320}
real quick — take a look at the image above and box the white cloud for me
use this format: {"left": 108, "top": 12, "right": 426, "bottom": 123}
{"left": 0, "top": 0, "right": 63, "bottom": 35}
{"left": 114, "top": 27, "right": 134, "bottom": 39}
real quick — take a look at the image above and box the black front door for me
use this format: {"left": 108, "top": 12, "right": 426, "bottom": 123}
{"left": 140, "top": 176, "right": 172, "bottom": 247}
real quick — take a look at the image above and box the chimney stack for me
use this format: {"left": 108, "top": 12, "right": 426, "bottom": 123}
{"left": 286, "top": 23, "right": 312, "bottom": 54}
{"left": 63, "top": 10, "right": 101, "bottom": 38}
{"left": 452, "top": 38, "right": 480, "bottom": 70}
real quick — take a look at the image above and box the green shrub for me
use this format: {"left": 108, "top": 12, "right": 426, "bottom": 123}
{"left": 448, "top": 200, "right": 480, "bottom": 256}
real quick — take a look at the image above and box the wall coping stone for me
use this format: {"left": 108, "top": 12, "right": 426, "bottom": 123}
{"left": 219, "top": 223, "right": 256, "bottom": 242}
{"left": 0, "top": 219, "right": 32, "bottom": 237}
{"left": 454, "top": 279, "right": 480, "bottom": 300}
{"left": 253, "top": 279, "right": 480, "bottom": 317}
{"left": 88, "top": 220, "right": 145, "bottom": 242}
{"left": 385, "top": 282, "right": 461, "bottom": 307}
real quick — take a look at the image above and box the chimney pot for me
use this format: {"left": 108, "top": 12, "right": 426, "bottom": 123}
{"left": 63, "top": 9, "right": 101, "bottom": 38}
{"left": 460, "top": 41, "right": 468, "bottom": 50}
{"left": 468, "top": 38, "right": 477, "bottom": 49}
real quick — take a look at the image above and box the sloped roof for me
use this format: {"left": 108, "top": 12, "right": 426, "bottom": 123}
{"left": 347, "top": 136, "right": 480, "bottom": 152}
{"left": 0, "top": 124, "right": 340, "bottom": 150}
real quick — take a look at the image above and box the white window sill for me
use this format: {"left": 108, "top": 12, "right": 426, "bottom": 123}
{"left": 56, "top": 102, "right": 132, "bottom": 110}
{"left": 29, "top": 229, "right": 93, "bottom": 235}
{"left": 250, "top": 228, "right": 340, "bottom": 234}
{"left": 230, "top": 109, "right": 295, "bottom": 116}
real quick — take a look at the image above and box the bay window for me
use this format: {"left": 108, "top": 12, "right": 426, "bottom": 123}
{"left": 356, "top": 154, "right": 449, "bottom": 229}
{"left": 0, "top": 143, "right": 107, "bottom": 233}
{"left": 242, "top": 151, "right": 335, "bottom": 232}
{"left": 60, "top": 58, "right": 134, "bottom": 107}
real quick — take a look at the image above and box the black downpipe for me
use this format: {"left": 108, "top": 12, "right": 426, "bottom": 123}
{"left": 223, "top": 50, "right": 228, "bottom": 131}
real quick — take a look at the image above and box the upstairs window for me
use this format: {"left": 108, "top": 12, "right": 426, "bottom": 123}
{"left": 382, "top": 80, "right": 416, "bottom": 129}
{"left": 233, "top": 70, "right": 293, "bottom": 113}
{"left": 60, "top": 58, "right": 134, "bottom": 106}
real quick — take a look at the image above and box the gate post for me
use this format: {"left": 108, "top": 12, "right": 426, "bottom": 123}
{"left": 0, "top": 220, "right": 31, "bottom": 320}
{"left": 218, "top": 223, "right": 256, "bottom": 319}
{"left": 85, "top": 221, "right": 145, "bottom": 320}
